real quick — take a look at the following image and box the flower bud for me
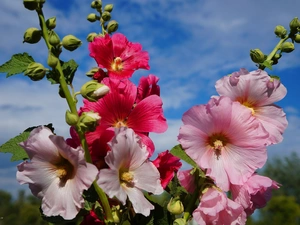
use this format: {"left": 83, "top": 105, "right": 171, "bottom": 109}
{"left": 112, "top": 205, "right": 121, "bottom": 224}
{"left": 107, "top": 20, "right": 118, "bottom": 34}
{"left": 65, "top": 110, "right": 79, "bottom": 126}
{"left": 87, "top": 13, "right": 99, "bottom": 22}
{"left": 78, "top": 111, "right": 101, "bottom": 132}
{"left": 23, "top": 0, "right": 38, "bottom": 11}
{"left": 86, "top": 67, "right": 99, "bottom": 77}
{"left": 274, "top": 25, "right": 287, "bottom": 38}
{"left": 167, "top": 197, "right": 184, "bottom": 215}
{"left": 47, "top": 51, "right": 58, "bottom": 68}
{"left": 24, "top": 62, "right": 46, "bottom": 81}
{"left": 80, "top": 80, "right": 110, "bottom": 102}
{"left": 173, "top": 218, "right": 186, "bottom": 225}
{"left": 250, "top": 49, "right": 265, "bottom": 63}
{"left": 272, "top": 53, "right": 281, "bottom": 65}
{"left": 91, "top": 0, "right": 102, "bottom": 9}
{"left": 23, "top": 27, "right": 41, "bottom": 44}
{"left": 62, "top": 35, "right": 82, "bottom": 51}
{"left": 281, "top": 42, "right": 295, "bottom": 53}
{"left": 48, "top": 30, "right": 61, "bottom": 46}
{"left": 101, "top": 11, "right": 111, "bottom": 21}
{"left": 294, "top": 34, "right": 300, "bottom": 43}
{"left": 289, "top": 17, "right": 300, "bottom": 31}
{"left": 104, "top": 4, "right": 113, "bottom": 12}
{"left": 86, "top": 32, "right": 98, "bottom": 42}
{"left": 46, "top": 17, "right": 56, "bottom": 30}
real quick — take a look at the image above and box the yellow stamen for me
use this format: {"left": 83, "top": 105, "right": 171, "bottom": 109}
{"left": 207, "top": 133, "right": 229, "bottom": 159}
{"left": 114, "top": 120, "right": 127, "bottom": 128}
{"left": 111, "top": 57, "right": 123, "bottom": 71}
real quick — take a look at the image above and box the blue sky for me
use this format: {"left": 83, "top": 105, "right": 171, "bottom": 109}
{"left": 1, "top": 0, "right": 300, "bottom": 196}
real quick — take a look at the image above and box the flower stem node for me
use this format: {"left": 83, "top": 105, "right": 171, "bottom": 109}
{"left": 23, "top": 27, "right": 41, "bottom": 44}
{"left": 281, "top": 42, "right": 295, "bottom": 53}
{"left": 65, "top": 110, "right": 79, "bottom": 126}
{"left": 78, "top": 111, "right": 101, "bottom": 132}
{"left": 46, "top": 17, "right": 56, "bottom": 30}
{"left": 87, "top": 13, "right": 99, "bottom": 22}
{"left": 24, "top": 62, "right": 46, "bottom": 81}
{"left": 62, "top": 35, "right": 82, "bottom": 51}
{"left": 48, "top": 30, "right": 61, "bottom": 46}
{"left": 289, "top": 17, "right": 300, "bottom": 32}
{"left": 167, "top": 197, "right": 184, "bottom": 215}
{"left": 104, "top": 4, "right": 114, "bottom": 12}
{"left": 107, "top": 20, "right": 118, "bottom": 34}
{"left": 47, "top": 51, "right": 58, "bottom": 68}
{"left": 80, "top": 80, "right": 110, "bottom": 102}
{"left": 86, "top": 32, "right": 98, "bottom": 42}
{"left": 101, "top": 11, "right": 111, "bottom": 21}
{"left": 274, "top": 25, "right": 287, "bottom": 38}
{"left": 294, "top": 34, "right": 300, "bottom": 43}
{"left": 86, "top": 67, "right": 99, "bottom": 77}
{"left": 250, "top": 49, "right": 265, "bottom": 63}
{"left": 23, "top": 0, "right": 38, "bottom": 11}
{"left": 91, "top": 0, "right": 102, "bottom": 9}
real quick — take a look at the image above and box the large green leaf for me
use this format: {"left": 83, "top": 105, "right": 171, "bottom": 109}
{"left": 170, "top": 145, "right": 198, "bottom": 169}
{"left": 0, "top": 53, "right": 34, "bottom": 77}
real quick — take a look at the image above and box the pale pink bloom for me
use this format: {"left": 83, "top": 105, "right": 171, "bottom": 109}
{"left": 17, "top": 126, "right": 98, "bottom": 220}
{"left": 193, "top": 188, "right": 245, "bottom": 225}
{"left": 231, "top": 173, "right": 280, "bottom": 216}
{"left": 97, "top": 127, "right": 163, "bottom": 216}
{"left": 215, "top": 69, "right": 287, "bottom": 145}
{"left": 89, "top": 33, "right": 150, "bottom": 79}
{"left": 177, "top": 169, "right": 196, "bottom": 193}
{"left": 178, "top": 96, "right": 269, "bottom": 191}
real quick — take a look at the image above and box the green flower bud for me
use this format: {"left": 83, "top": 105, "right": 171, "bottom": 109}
{"left": 62, "top": 35, "right": 82, "bottom": 51}
{"left": 281, "top": 42, "right": 295, "bottom": 53}
{"left": 250, "top": 49, "right": 265, "bottom": 63}
{"left": 86, "top": 32, "right": 98, "bottom": 42}
{"left": 289, "top": 17, "right": 300, "bottom": 31}
{"left": 65, "top": 110, "right": 79, "bottom": 126}
{"left": 46, "top": 17, "right": 56, "bottom": 29}
{"left": 47, "top": 51, "right": 58, "bottom": 68}
{"left": 107, "top": 20, "right": 118, "bottom": 34}
{"left": 273, "top": 53, "right": 281, "bottom": 60}
{"left": 86, "top": 67, "right": 99, "bottom": 77}
{"left": 274, "top": 25, "right": 287, "bottom": 38}
{"left": 173, "top": 218, "right": 186, "bottom": 225}
{"left": 294, "top": 34, "right": 300, "bottom": 43}
{"left": 101, "top": 11, "right": 111, "bottom": 21}
{"left": 23, "top": 27, "right": 41, "bottom": 44}
{"left": 80, "top": 80, "right": 110, "bottom": 102}
{"left": 23, "top": 0, "right": 38, "bottom": 11}
{"left": 91, "top": 0, "right": 102, "bottom": 9}
{"left": 48, "top": 30, "right": 61, "bottom": 46}
{"left": 112, "top": 205, "right": 121, "bottom": 224}
{"left": 87, "top": 13, "right": 99, "bottom": 22}
{"left": 104, "top": 4, "right": 113, "bottom": 12}
{"left": 78, "top": 111, "right": 101, "bottom": 132}
{"left": 167, "top": 197, "right": 184, "bottom": 215}
{"left": 24, "top": 62, "right": 46, "bottom": 81}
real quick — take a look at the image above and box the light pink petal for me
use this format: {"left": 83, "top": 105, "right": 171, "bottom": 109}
{"left": 177, "top": 169, "right": 196, "bottom": 193}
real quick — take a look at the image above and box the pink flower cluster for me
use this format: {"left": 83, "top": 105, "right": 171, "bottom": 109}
{"left": 178, "top": 69, "right": 285, "bottom": 224}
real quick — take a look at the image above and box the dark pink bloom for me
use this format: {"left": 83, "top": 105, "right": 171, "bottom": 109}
{"left": 215, "top": 69, "right": 287, "bottom": 145}
{"left": 136, "top": 74, "right": 160, "bottom": 103}
{"left": 152, "top": 150, "right": 182, "bottom": 188}
{"left": 231, "top": 173, "right": 280, "bottom": 216}
{"left": 178, "top": 96, "right": 269, "bottom": 191}
{"left": 89, "top": 33, "right": 150, "bottom": 79}
{"left": 81, "top": 210, "right": 104, "bottom": 225}
{"left": 193, "top": 188, "right": 245, "bottom": 225}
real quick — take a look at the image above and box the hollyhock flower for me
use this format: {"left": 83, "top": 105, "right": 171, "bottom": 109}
{"left": 231, "top": 173, "right": 280, "bottom": 216}
{"left": 17, "top": 126, "right": 98, "bottom": 220}
{"left": 81, "top": 77, "right": 167, "bottom": 157}
{"left": 136, "top": 74, "right": 160, "bottom": 103}
{"left": 177, "top": 169, "right": 196, "bottom": 193}
{"left": 178, "top": 96, "right": 269, "bottom": 191}
{"left": 152, "top": 150, "right": 182, "bottom": 188}
{"left": 193, "top": 188, "right": 245, "bottom": 225}
{"left": 89, "top": 33, "right": 150, "bottom": 79}
{"left": 215, "top": 69, "right": 287, "bottom": 145}
{"left": 81, "top": 210, "right": 104, "bottom": 225}
{"left": 97, "top": 127, "right": 163, "bottom": 216}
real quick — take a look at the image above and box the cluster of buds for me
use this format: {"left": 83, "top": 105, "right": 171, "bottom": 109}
{"left": 23, "top": 0, "right": 45, "bottom": 11}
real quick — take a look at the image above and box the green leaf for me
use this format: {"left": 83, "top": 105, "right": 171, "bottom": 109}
{"left": 0, "top": 53, "right": 34, "bottom": 77}
{"left": 170, "top": 145, "right": 198, "bottom": 169}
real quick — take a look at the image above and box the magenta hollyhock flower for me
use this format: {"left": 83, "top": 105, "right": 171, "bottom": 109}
{"left": 89, "top": 33, "right": 150, "bottom": 79}
{"left": 231, "top": 173, "right": 280, "bottom": 216}
{"left": 17, "top": 126, "right": 98, "bottom": 220}
{"left": 178, "top": 96, "right": 269, "bottom": 191}
{"left": 97, "top": 127, "right": 163, "bottom": 216}
{"left": 215, "top": 69, "right": 287, "bottom": 145}
{"left": 81, "top": 77, "right": 167, "bottom": 157}
{"left": 152, "top": 150, "right": 182, "bottom": 188}
{"left": 136, "top": 74, "right": 160, "bottom": 104}
{"left": 193, "top": 188, "right": 245, "bottom": 225}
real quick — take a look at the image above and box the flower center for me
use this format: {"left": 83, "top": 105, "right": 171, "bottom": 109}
{"left": 111, "top": 57, "right": 123, "bottom": 72}
{"left": 236, "top": 97, "right": 255, "bottom": 115}
{"left": 120, "top": 171, "right": 134, "bottom": 187}
{"left": 207, "top": 133, "right": 229, "bottom": 159}
{"left": 114, "top": 120, "right": 127, "bottom": 128}
{"left": 55, "top": 158, "right": 74, "bottom": 182}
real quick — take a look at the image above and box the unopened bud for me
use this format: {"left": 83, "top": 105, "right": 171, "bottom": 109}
{"left": 80, "top": 80, "right": 110, "bottom": 102}
{"left": 86, "top": 67, "right": 99, "bottom": 77}
{"left": 112, "top": 205, "right": 121, "bottom": 224}
{"left": 65, "top": 110, "right": 79, "bottom": 126}
{"left": 78, "top": 111, "right": 101, "bottom": 132}
{"left": 289, "top": 17, "right": 300, "bottom": 31}
{"left": 47, "top": 51, "right": 58, "bottom": 68}
{"left": 281, "top": 42, "right": 295, "bottom": 53}
{"left": 272, "top": 53, "right": 281, "bottom": 65}
{"left": 274, "top": 25, "right": 287, "bottom": 38}
{"left": 86, "top": 32, "right": 98, "bottom": 42}
{"left": 46, "top": 17, "right": 56, "bottom": 29}
{"left": 101, "top": 11, "right": 111, "bottom": 21}
{"left": 167, "top": 197, "right": 184, "bottom": 215}
{"left": 23, "top": 27, "right": 41, "bottom": 44}
{"left": 62, "top": 35, "right": 82, "bottom": 51}
{"left": 104, "top": 4, "right": 113, "bottom": 12}
{"left": 24, "top": 62, "right": 46, "bottom": 81}
{"left": 48, "top": 30, "right": 61, "bottom": 46}
{"left": 294, "top": 34, "right": 300, "bottom": 43}
{"left": 91, "top": 0, "right": 102, "bottom": 9}
{"left": 107, "top": 20, "right": 118, "bottom": 34}
{"left": 23, "top": 0, "right": 38, "bottom": 11}
{"left": 250, "top": 49, "right": 265, "bottom": 63}
{"left": 87, "top": 13, "right": 99, "bottom": 22}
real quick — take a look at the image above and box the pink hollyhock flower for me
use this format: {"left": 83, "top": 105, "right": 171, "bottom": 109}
{"left": 97, "top": 127, "right": 163, "bottom": 216}
{"left": 177, "top": 169, "right": 196, "bottom": 193}
{"left": 81, "top": 210, "right": 104, "bottom": 225}
{"left": 89, "top": 33, "right": 150, "bottom": 79}
{"left": 178, "top": 96, "right": 269, "bottom": 191}
{"left": 215, "top": 69, "right": 287, "bottom": 145}
{"left": 193, "top": 188, "right": 245, "bottom": 225}
{"left": 81, "top": 77, "right": 167, "bottom": 157}
{"left": 136, "top": 74, "right": 160, "bottom": 103}
{"left": 17, "top": 126, "right": 98, "bottom": 220}
{"left": 231, "top": 173, "right": 280, "bottom": 216}
{"left": 152, "top": 150, "right": 182, "bottom": 188}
